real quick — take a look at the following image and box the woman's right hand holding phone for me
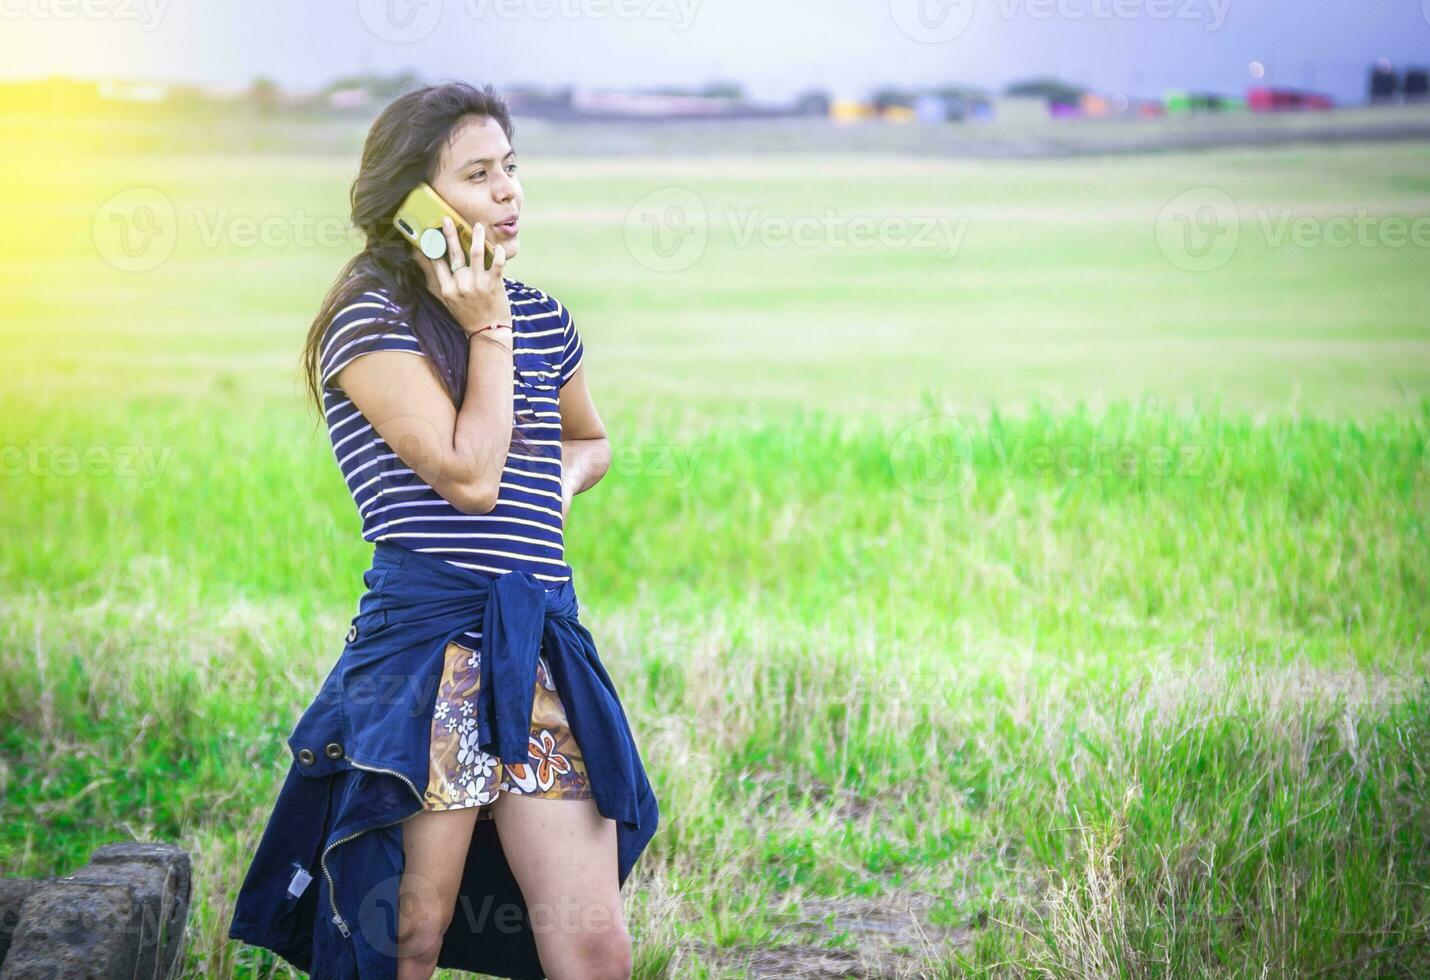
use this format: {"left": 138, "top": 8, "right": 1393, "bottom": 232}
{"left": 420, "top": 217, "right": 512, "bottom": 341}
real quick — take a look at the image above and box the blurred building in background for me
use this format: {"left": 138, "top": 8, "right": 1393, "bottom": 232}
{"left": 15, "top": 55, "right": 1430, "bottom": 131}
{"left": 1247, "top": 87, "right": 1335, "bottom": 111}
{"left": 1369, "top": 61, "right": 1430, "bottom": 105}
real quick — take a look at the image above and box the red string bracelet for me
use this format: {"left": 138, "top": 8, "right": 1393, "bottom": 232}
{"left": 467, "top": 323, "right": 512, "bottom": 339}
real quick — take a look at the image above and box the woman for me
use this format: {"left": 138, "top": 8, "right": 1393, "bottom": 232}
{"left": 228, "top": 81, "right": 658, "bottom": 980}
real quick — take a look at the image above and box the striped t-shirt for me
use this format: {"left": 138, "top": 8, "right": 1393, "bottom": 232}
{"left": 319, "top": 279, "right": 584, "bottom": 647}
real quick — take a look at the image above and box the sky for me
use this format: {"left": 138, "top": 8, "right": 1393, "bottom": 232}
{"left": 2, "top": 0, "right": 1428, "bottom": 105}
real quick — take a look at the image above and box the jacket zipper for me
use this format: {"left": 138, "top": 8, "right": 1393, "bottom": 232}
{"left": 321, "top": 756, "right": 424, "bottom": 940}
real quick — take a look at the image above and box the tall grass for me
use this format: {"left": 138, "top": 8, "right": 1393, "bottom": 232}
{"left": 3, "top": 400, "right": 1425, "bottom": 976}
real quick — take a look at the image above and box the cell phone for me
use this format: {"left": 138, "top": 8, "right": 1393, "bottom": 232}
{"left": 392, "top": 183, "right": 496, "bottom": 271}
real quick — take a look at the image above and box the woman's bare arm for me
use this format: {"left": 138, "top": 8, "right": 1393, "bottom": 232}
{"left": 558, "top": 363, "right": 611, "bottom": 519}
{"left": 332, "top": 332, "right": 514, "bottom": 515}
{"left": 333, "top": 217, "right": 516, "bottom": 515}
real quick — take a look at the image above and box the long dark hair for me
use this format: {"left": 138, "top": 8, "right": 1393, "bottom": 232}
{"left": 300, "top": 80, "right": 539, "bottom": 454}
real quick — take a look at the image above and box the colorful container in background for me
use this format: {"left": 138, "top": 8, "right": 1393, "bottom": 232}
{"left": 1247, "top": 87, "right": 1334, "bottom": 112}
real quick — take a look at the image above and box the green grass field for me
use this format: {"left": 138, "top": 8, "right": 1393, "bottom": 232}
{"left": 1, "top": 114, "right": 1427, "bottom": 977}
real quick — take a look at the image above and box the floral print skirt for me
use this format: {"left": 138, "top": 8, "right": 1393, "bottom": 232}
{"left": 424, "top": 640, "right": 595, "bottom": 820}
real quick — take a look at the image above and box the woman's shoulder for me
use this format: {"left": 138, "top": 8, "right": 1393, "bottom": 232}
{"left": 502, "top": 278, "right": 574, "bottom": 332}
{"left": 318, "top": 282, "right": 423, "bottom": 391}
{"left": 503, "top": 274, "right": 557, "bottom": 306}
{"left": 323, "top": 278, "right": 395, "bottom": 324}
{"left": 321, "top": 282, "right": 409, "bottom": 346}
{"left": 332, "top": 281, "right": 404, "bottom": 322}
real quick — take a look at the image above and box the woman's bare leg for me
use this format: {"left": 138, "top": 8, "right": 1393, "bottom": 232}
{"left": 398, "top": 806, "right": 482, "bottom": 980}
{"left": 490, "top": 793, "right": 630, "bottom": 980}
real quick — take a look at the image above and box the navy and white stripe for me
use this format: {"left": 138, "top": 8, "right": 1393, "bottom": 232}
{"left": 319, "top": 279, "right": 585, "bottom": 648}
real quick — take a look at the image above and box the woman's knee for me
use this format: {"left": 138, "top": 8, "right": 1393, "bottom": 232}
{"left": 567, "top": 926, "right": 632, "bottom": 980}
{"left": 398, "top": 808, "right": 478, "bottom": 963}
{"left": 397, "top": 881, "right": 456, "bottom": 966}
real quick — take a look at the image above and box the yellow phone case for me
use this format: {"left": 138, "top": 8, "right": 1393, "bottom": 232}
{"left": 392, "top": 183, "right": 496, "bottom": 271}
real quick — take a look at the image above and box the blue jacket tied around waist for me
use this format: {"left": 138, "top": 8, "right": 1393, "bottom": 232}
{"left": 228, "top": 542, "right": 660, "bottom": 979}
